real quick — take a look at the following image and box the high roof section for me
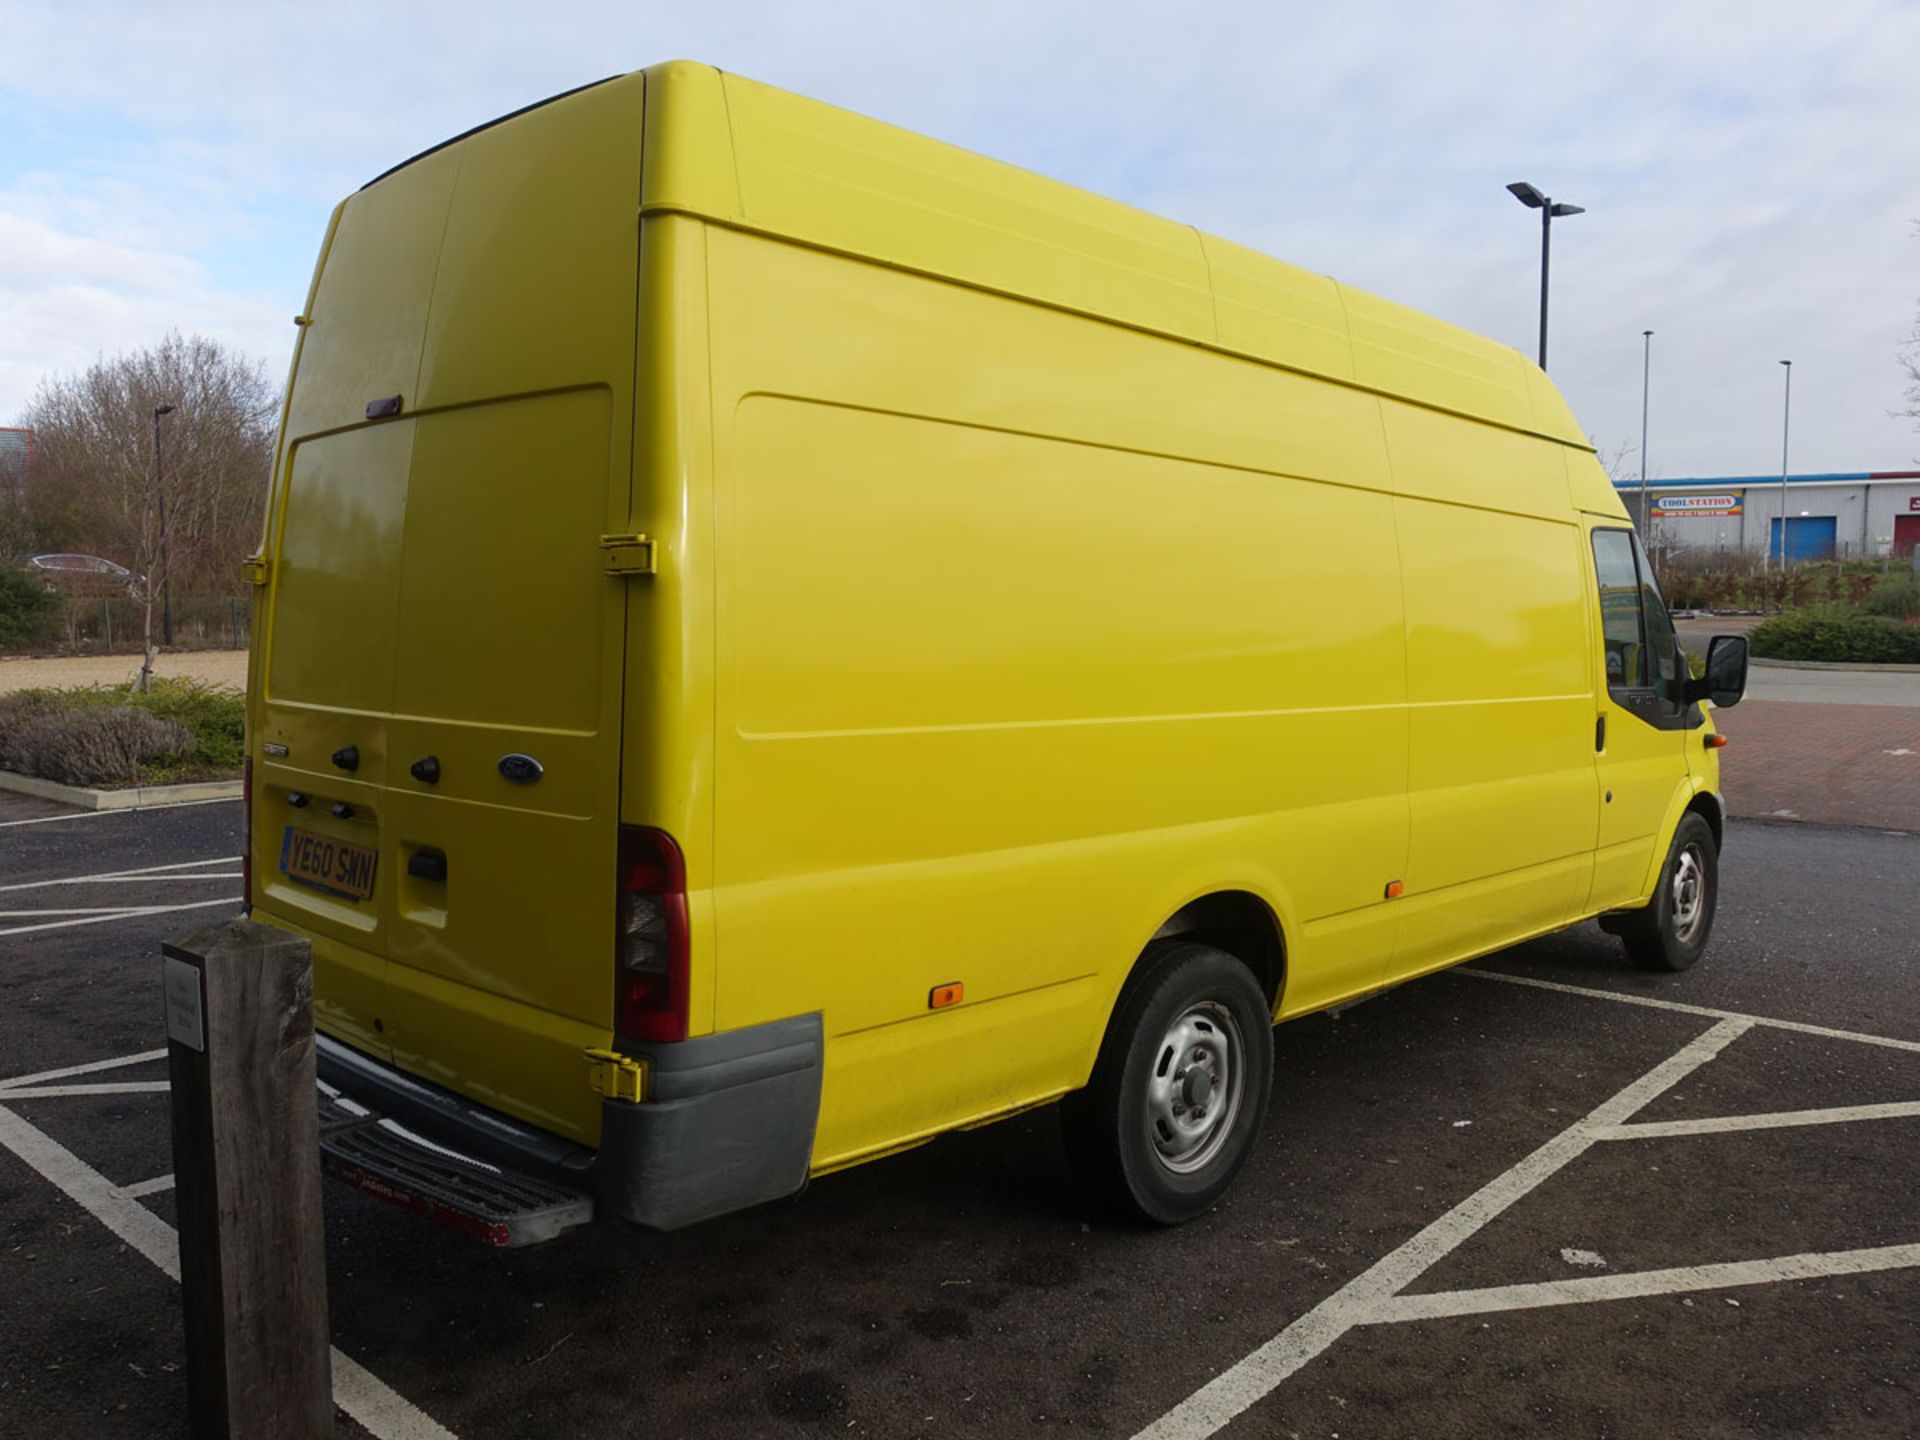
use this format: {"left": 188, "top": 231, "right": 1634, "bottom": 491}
{"left": 638, "top": 60, "right": 1590, "bottom": 450}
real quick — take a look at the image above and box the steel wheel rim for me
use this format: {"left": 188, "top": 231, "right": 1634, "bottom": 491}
{"left": 1671, "top": 843, "right": 1708, "bottom": 944}
{"left": 1145, "top": 1002, "right": 1245, "bottom": 1175}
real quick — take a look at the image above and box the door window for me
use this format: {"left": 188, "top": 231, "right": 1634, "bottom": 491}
{"left": 1592, "top": 529, "right": 1646, "bottom": 689}
{"left": 1590, "top": 528, "right": 1690, "bottom": 726}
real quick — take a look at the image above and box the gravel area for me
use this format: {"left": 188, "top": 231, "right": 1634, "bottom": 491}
{"left": 0, "top": 649, "right": 248, "bottom": 695}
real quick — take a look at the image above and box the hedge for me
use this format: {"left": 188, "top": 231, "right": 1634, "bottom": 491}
{"left": 1747, "top": 604, "right": 1920, "bottom": 664}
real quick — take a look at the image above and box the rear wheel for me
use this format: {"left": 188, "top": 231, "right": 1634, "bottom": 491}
{"left": 1616, "top": 813, "right": 1718, "bottom": 972}
{"left": 1061, "top": 942, "right": 1273, "bottom": 1224}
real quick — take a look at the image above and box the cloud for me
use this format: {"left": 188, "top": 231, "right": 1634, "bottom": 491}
{"left": 3, "top": 0, "right": 1917, "bottom": 473}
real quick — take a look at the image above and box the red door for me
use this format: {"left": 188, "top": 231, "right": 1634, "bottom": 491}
{"left": 1895, "top": 513, "right": 1920, "bottom": 558}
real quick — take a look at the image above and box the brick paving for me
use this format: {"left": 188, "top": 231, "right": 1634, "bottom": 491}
{"left": 1714, "top": 699, "right": 1920, "bottom": 830}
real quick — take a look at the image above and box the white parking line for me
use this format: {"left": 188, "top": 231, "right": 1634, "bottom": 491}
{"left": 1374, "top": 1243, "right": 1920, "bottom": 1324}
{"left": 0, "top": 896, "right": 239, "bottom": 937}
{"left": 0, "top": 1102, "right": 457, "bottom": 1440}
{"left": 0, "top": 856, "right": 240, "bottom": 893}
{"left": 1133, "top": 1018, "right": 1755, "bottom": 1440}
{"left": 1, "top": 906, "right": 196, "bottom": 917}
{"left": 121, "top": 1173, "right": 175, "bottom": 1198}
{"left": 0, "top": 1082, "right": 172, "bottom": 1099}
{"left": 0, "top": 1049, "right": 167, "bottom": 1091}
{"left": 0, "top": 797, "right": 239, "bottom": 827}
{"left": 1458, "top": 968, "right": 1920, "bottom": 1055}
{"left": 49, "top": 874, "right": 243, "bottom": 886}
{"left": 1595, "top": 1100, "right": 1920, "bottom": 1140}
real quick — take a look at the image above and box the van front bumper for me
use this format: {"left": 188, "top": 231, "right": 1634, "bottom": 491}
{"left": 316, "top": 1012, "right": 823, "bottom": 1235}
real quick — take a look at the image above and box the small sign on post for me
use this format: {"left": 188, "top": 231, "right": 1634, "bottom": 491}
{"left": 164, "top": 918, "right": 333, "bottom": 1440}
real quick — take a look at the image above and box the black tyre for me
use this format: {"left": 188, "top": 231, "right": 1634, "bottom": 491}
{"left": 1616, "top": 813, "right": 1718, "bottom": 972}
{"left": 1061, "top": 942, "right": 1274, "bottom": 1224}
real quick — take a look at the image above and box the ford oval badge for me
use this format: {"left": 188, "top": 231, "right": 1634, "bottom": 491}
{"left": 497, "top": 753, "right": 544, "bottom": 784}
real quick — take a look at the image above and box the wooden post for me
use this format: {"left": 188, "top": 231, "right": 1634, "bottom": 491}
{"left": 164, "top": 918, "right": 333, "bottom": 1440}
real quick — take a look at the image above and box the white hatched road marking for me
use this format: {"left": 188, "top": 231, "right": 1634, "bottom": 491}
{"left": 0, "top": 1048, "right": 167, "bottom": 1091}
{"left": 0, "top": 797, "right": 238, "bottom": 827}
{"left": 1135, "top": 998, "right": 1920, "bottom": 1440}
{"left": 1374, "top": 1244, "right": 1920, "bottom": 1324}
{"left": 0, "top": 897, "right": 241, "bottom": 938}
{"left": 0, "top": 1097, "right": 456, "bottom": 1439}
{"left": 121, "top": 1173, "right": 175, "bottom": 1198}
{"left": 0, "top": 1082, "right": 172, "bottom": 1099}
{"left": 0, "top": 855, "right": 240, "bottom": 893}
{"left": 1457, "top": 967, "right": 1920, "bottom": 1055}
{"left": 1133, "top": 1018, "right": 1755, "bottom": 1440}
{"left": 1595, "top": 1100, "right": 1920, "bottom": 1140}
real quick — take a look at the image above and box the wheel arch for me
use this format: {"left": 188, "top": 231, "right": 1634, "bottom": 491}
{"left": 1144, "top": 890, "right": 1287, "bottom": 1012}
{"left": 1637, "top": 778, "right": 1725, "bottom": 899}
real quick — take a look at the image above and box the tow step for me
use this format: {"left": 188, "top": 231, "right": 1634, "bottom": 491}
{"left": 317, "top": 1083, "right": 593, "bottom": 1247}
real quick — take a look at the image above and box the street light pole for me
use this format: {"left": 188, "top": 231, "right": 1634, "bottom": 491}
{"left": 1775, "top": 360, "right": 1792, "bottom": 571}
{"left": 1639, "top": 329, "right": 1653, "bottom": 542}
{"left": 153, "top": 404, "right": 175, "bottom": 648}
{"left": 1506, "top": 182, "right": 1585, "bottom": 370}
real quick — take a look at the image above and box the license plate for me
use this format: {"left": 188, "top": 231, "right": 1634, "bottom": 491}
{"left": 280, "top": 826, "right": 378, "bottom": 901}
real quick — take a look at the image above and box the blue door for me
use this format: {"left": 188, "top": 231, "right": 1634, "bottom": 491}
{"left": 1767, "top": 515, "right": 1837, "bottom": 563}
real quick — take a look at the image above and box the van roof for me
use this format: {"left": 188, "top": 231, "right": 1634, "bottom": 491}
{"left": 369, "top": 62, "right": 1589, "bottom": 449}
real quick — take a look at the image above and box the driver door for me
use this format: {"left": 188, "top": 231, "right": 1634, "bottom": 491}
{"left": 1587, "top": 525, "right": 1691, "bottom": 910}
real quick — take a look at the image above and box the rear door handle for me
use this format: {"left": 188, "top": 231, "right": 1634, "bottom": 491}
{"left": 407, "top": 849, "right": 448, "bottom": 884}
{"left": 1595, "top": 715, "right": 1606, "bottom": 752}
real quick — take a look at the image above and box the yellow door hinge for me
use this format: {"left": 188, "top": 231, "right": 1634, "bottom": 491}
{"left": 241, "top": 554, "right": 270, "bottom": 586}
{"left": 599, "top": 533, "right": 657, "bottom": 576}
{"left": 583, "top": 1048, "right": 650, "bottom": 1103}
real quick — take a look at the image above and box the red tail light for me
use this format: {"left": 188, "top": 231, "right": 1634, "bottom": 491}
{"left": 242, "top": 757, "right": 253, "bottom": 913}
{"left": 615, "top": 827, "right": 689, "bottom": 1043}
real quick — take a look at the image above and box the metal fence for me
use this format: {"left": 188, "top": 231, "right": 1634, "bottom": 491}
{"left": 49, "top": 592, "right": 251, "bottom": 654}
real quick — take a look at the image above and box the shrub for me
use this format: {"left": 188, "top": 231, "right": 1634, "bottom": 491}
{"left": 0, "top": 678, "right": 244, "bottom": 785}
{"left": 0, "top": 706, "right": 195, "bottom": 786}
{"left": 0, "top": 567, "right": 63, "bottom": 651}
{"left": 1748, "top": 604, "right": 1920, "bottom": 664}
{"left": 1863, "top": 570, "right": 1920, "bottom": 622}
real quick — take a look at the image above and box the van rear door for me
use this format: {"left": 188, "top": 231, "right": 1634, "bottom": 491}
{"left": 255, "top": 75, "right": 646, "bottom": 1144}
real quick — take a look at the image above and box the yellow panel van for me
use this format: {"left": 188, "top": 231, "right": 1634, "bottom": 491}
{"left": 246, "top": 62, "right": 1750, "bottom": 1242}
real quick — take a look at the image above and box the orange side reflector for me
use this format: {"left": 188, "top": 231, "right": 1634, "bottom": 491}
{"left": 929, "top": 982, "right": 964, "bottom": 1009}
{"left": 1705, "top": 733, "right": 1729, "bottom": 749}
{"left": 1384, "top": 880, "right": 1404, "bottom": 899}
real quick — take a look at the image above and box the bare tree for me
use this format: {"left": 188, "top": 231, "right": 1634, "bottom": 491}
{"left": 15, "top": 334, "right": 277, "bottom": 686}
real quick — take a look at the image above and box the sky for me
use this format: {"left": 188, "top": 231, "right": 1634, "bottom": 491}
{"left": 3, "top": 0, "right": 1918, "bottom": 479}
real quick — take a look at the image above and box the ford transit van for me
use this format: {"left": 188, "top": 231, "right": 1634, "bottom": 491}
{"left": 246, "top": 62, "right": 1749, "bottom": 1242}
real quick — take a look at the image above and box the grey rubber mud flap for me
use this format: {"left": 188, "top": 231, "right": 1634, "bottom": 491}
{"left": 593, "top": 1012, "right": 824, "bottom": 1230}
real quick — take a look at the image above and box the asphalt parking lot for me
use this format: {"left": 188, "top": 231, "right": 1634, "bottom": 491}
{"left": 2, "top": 794, "right": 1917, "bottom": 1438}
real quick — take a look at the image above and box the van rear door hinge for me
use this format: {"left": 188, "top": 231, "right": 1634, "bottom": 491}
{"left": 583, "top": 1048, "right": 650, "bottom": 1103}
{"left": 599, "top": 533, "right": 657, "bottom": 576}
{"left": 241, "top": 554, "right": 270, "bottom": 586}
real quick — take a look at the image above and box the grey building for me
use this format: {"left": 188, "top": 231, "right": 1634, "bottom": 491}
{"left": 1616, "top": 470, "right": 1920, "bottom": 562}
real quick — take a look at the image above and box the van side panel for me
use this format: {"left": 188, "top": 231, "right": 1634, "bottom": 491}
{"left": 703, "top": 228, "right": 1410, "bottom": 1168}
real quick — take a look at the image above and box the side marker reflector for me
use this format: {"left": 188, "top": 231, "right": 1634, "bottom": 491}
{"left": 1384, "top": 880, "right": 1404, "bottom": 899}
{"left": 1705, "top": 733, "right": 1729, "bottom": 749}
{"left": 929, "top": 982, "right": 964, "bottom": 1009}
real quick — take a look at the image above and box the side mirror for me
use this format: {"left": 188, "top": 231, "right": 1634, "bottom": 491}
{"left": 1685, "top": 634, "right": 1749, "bottom": 708}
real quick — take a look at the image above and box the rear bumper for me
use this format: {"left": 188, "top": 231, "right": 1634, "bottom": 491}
{"left": 316, "top": 1012, "right": 823, "bottom": 1233}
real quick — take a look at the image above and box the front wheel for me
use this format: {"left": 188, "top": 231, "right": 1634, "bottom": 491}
{"left": 1616, "top": 813, "right": 1719, "bottom": 972}
{"left": 1061, "top": 943, "right": 1274, "bottom": 1224}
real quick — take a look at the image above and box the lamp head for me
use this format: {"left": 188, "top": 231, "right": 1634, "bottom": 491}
{"left": 154, "top": 404, "right": 175, "bottom": 418}
{"left": 1549, "top": 202, "right": 1585, "bottom": 217}
{"left": 1506, "top": 181, "right": 1547, "bottom": 208}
